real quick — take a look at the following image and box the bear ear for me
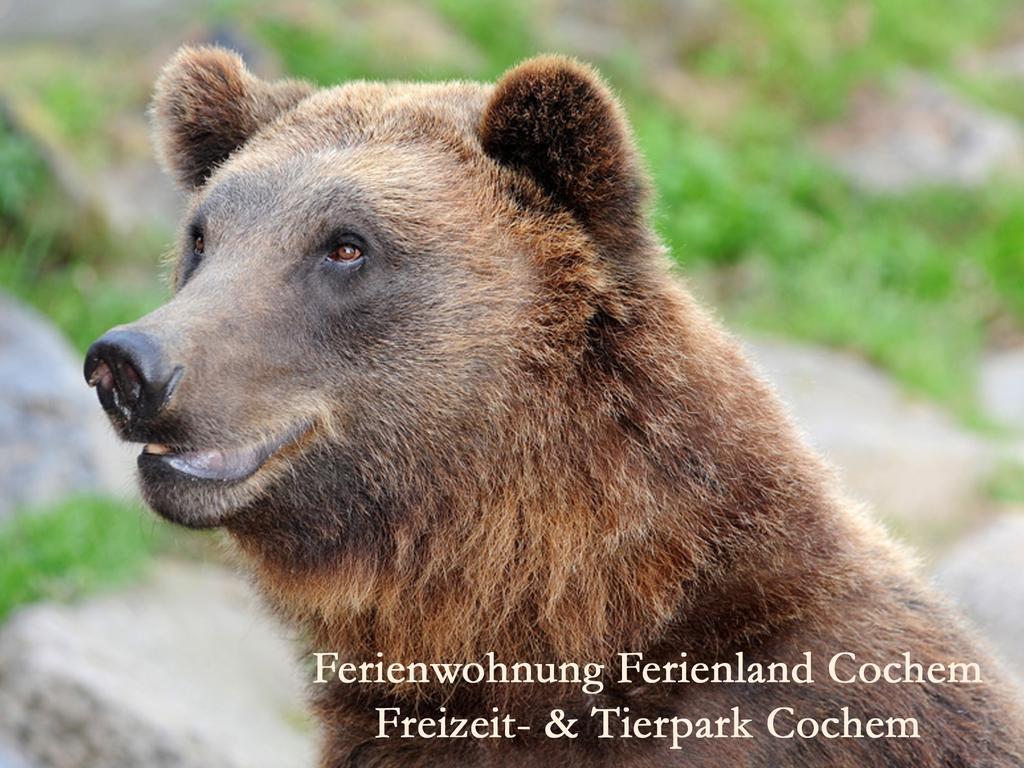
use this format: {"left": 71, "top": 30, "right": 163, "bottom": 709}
{"left": 151, "top": 45, "right": 314, "bottom": 190}
{"left": 480, "top": 56, "right": 648, "bottom": 253}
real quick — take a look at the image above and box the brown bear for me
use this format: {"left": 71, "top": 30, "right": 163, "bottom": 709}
{"left": 84, "top": 45, "right": 1024, "bottom": 766}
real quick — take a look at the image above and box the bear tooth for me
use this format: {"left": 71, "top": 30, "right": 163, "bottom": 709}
{"left": 144, "top": 443, "right": 171, "bottom": 455}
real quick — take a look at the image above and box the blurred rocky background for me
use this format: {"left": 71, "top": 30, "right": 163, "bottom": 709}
{"left": 1, "top": 0, "right": 1023, "bottom": 765}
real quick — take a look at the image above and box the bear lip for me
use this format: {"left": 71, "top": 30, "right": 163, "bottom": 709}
{"left": 139, "top": 422, "right": 311, "bottom": 483}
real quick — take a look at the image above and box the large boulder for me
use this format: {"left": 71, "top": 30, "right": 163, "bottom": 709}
{"left": 934, "top": 514, "right": 1024, "bottom": 683}
{"left": 980, "top": 347, "right": 1024, "bottom": 431}
{"left": 0, "top": 293, "right": 135, "bottom": 522}
{"left": 745, "top": 337, "right": 996, "bottom": 536}
{"left": 0, "top": 561, "right": 314, "bottom": 768}
{"left": 962, "top": 37, "right": 1024, "bottom": 82}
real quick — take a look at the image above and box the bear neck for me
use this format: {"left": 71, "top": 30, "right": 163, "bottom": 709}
{"left": 230, "top": 275, "right": 855, "bottom": 708}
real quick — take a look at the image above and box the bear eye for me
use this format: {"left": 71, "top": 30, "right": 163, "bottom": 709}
{"left": 180, "top": 226, "right": 205, "bottom": 286}
{"left": 326, "top": 242, "right": 363, "bottom": 264}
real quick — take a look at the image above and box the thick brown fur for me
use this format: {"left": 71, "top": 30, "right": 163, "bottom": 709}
{"left": 97, "top": 47, "right": 1024, "bottom": 766}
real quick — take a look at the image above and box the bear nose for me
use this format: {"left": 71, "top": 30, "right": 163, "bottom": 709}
{"left": 84, "top": 329, "right": 181, "bottom": 424}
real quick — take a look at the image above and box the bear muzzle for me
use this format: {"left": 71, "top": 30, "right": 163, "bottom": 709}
{"left": 85, "top": 326, "right": 315, "bottom": 488}
{"left": 85, "top": 328, "right": 182, "bottom": 430}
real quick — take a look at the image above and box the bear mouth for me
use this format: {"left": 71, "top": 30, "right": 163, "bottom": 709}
{"left": 137, "top": 422, "right": 312, "bottom": 483}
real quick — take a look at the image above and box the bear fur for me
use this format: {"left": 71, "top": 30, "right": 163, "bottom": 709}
{"left": 93, "top": 45, "right": 1024, "bottom": 766}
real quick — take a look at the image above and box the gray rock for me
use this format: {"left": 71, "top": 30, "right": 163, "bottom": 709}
{"left": 0, "top": 293, "right": 136, "bottom": 521}
{"left": 0, "top": 741, "right": 35, "bottom": 768}
{"left": 816, "top": 73, "right": 1024, "bottom": 192}
{"left": 962, "top": 40, "right": 1024, "bottom": 82}
{"left": 935, "top": 514, "right": 1024, "bottom": 681}
{"left": 980, "top": 347, "right": 1024, "bottom": 431}
{"left": 744, "top": 337, "right": 996, "bottom": 532}
{"left": 0, "top": 561, "right": 315, "bottom": 768}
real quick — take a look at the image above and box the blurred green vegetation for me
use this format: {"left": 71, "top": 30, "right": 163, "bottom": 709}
{"left": 0, "top": 120, "right": 165, "bottom": 350}
{"left": 0, "top": 495, "right": 161, "bottom": 621}
{"left": 986, "top": 461, "right": 1024, "bottom": 504}
{"left": 2, "top": 0, "right": 1024, "bottom": 426}
{"left": 689, "top": 0, "right": 1016, "bottom": 121}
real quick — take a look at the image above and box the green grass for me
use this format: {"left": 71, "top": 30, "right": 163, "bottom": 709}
{"left": 432, "top": 0, "right": 535, "bottom": 77}
{"left": 253, "top": 19, "right": 417, "bottom": 84}
{"left": 37, "top": 71, "right": 107, "bottom": 143}
{"left": 249, "top": 0, "right": 535, "bottom": 84}
{"left": 0, "top": 122, "right": 50, "bottom": 220}
{"left": 633, "top": 100, "right": 1024, "bottom": 416}
{"left": 689, "top": 0, "right": 1018, "bottom": 122}
{"left": 0, "top": 495, "right": 163, "bottom": 621}
{"left": 0, "top": 120, "right": 165, "bottom": 351}
{"left": 986, "top": 462, "right": 1024, "bottom": 504}
{"left": 0, "top": 245, "right": 166, "bottom": 352}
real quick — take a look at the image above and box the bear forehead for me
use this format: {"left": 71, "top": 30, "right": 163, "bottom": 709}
{"left": 190, "top": 83, "right": 511, "bottom": 248}
{"left": 250, "top": 80, "right": 494, "bottom": 154}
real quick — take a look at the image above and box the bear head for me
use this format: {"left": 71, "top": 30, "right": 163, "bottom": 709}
{"left": 86, "top": 46, "right": 655, "bottom": 546}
